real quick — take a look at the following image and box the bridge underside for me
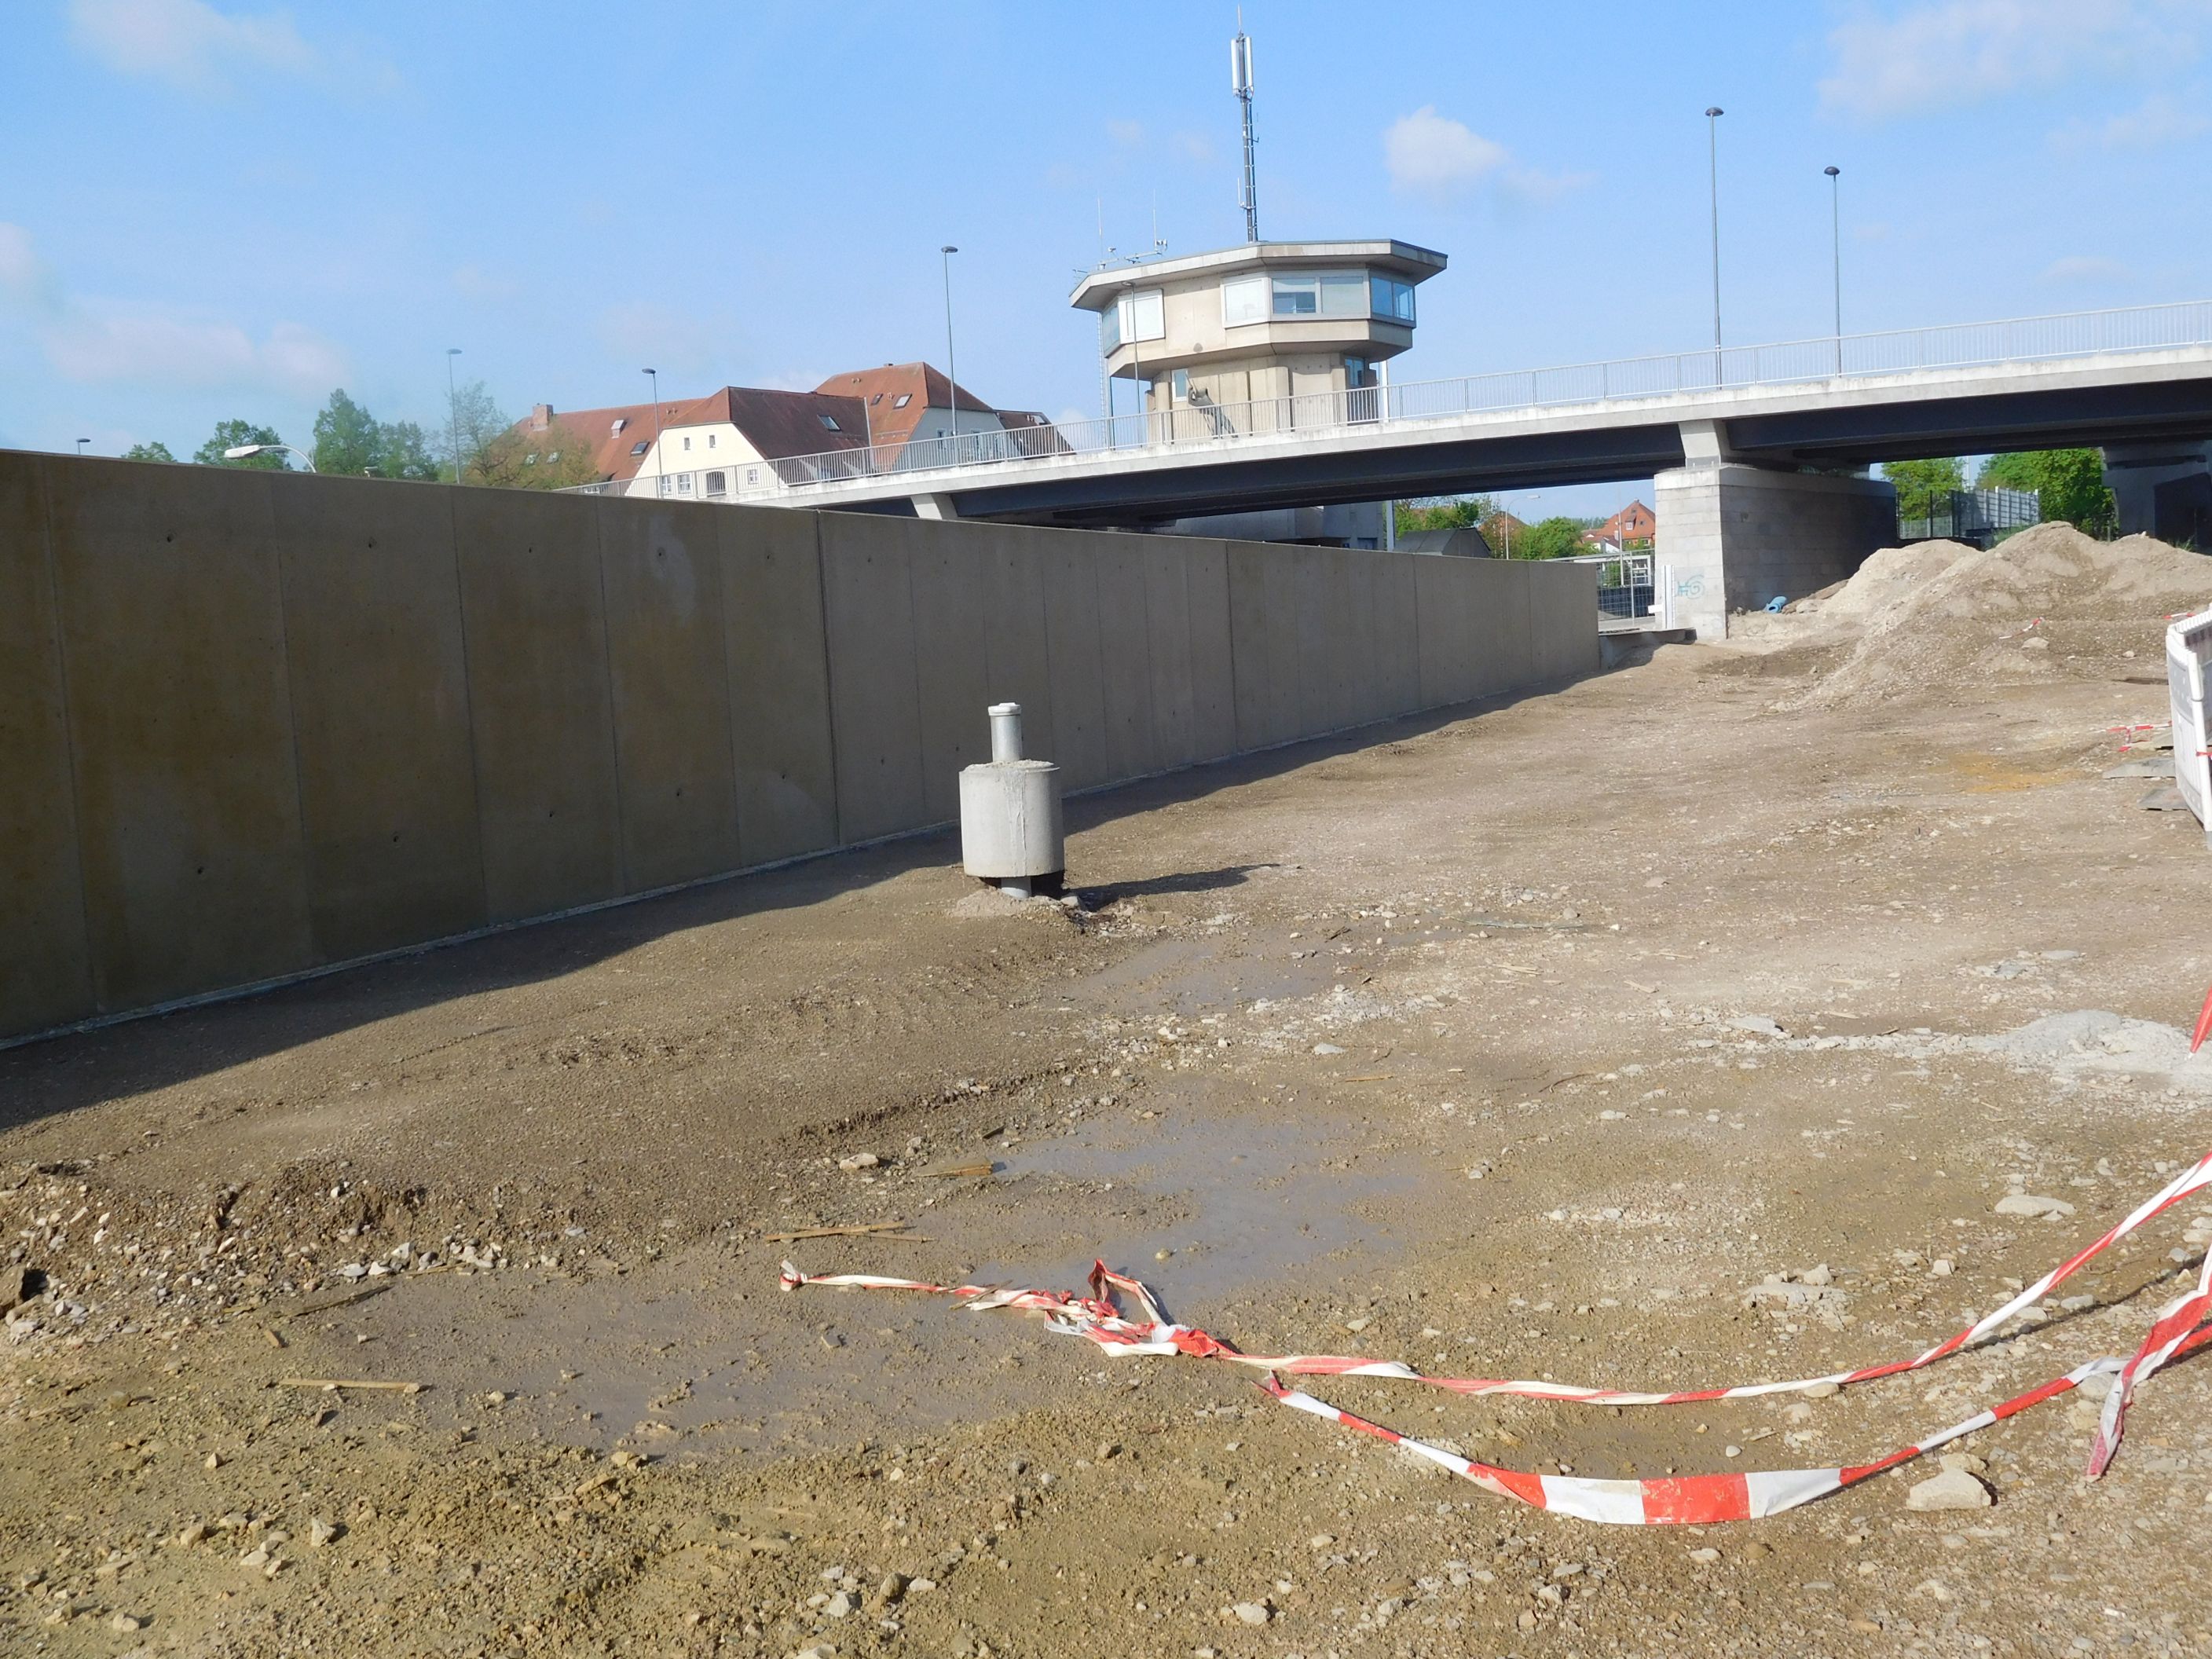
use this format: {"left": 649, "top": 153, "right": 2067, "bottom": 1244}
{"left": 842, "top": 372, "right": 2212, "bottom": 530}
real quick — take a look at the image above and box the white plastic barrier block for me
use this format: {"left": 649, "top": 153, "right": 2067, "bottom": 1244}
{"left": 2169, "top": 603, "right": 2212, "bottom": 834}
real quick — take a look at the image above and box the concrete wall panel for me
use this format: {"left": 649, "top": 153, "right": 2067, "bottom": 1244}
{"left": 1225, "top": 541, "right": 1277, "bottom": 750}
{"left": 979, "top": 530, "right": 1056, "bottom": 762}
{"left": 454, "top": 487, "right": 624, "bottom": 921}
{"left": 1041, "top": 541, "right": 1110, "bottom": 789}
{"left": 909, "top": 532, "right": 994, "bottom": 822}
{"left": 273, "top": 474, "right": 485, "bottom": 962}
{"left": 819, "top": 515, "right": 928, "bottom": 840}
{"left": 1412, "top": 555, "right": 1471, "bottom": 708}
{"left": 1260, "top": 548, "right": 1305, "bottom": 746}
{"left": 1372, "top": 553, "right": 1423, "bottom": 716}
{"left": 1181, "top": 540, "right": 1238, "bottom": 764}
{"left": 599, "top": 497, "right": 741, "bottom": 892}
{"left": 1094, "top": 537, "right": 1159, "bottom": 782}
{"left": 1141, "top": 540, "right": 1199, "bottom": 769}
{"left": 720, "top": 506, "right": 839, "bottom": 864}
{"left": 47, "top": 460, "right": 313, "bottom": 1011}
{"left": 0, "top": 455, "right": 93, "bottom": 1034}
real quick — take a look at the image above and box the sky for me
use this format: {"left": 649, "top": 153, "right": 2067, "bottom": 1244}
{"left": 4, "top": 0, "right": 2210, "bottom": 518}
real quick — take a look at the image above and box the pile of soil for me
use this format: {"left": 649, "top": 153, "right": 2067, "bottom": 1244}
{"left": 1785, "top": 523, "right": 2212, "bottom": 707}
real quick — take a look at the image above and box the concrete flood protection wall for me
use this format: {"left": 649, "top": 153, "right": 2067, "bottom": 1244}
{"left": 0, "top": 452, "right": 1596, "bottom": 1043}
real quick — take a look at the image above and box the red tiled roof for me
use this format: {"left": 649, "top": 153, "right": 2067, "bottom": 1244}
{"left": 811, "top": 362, "right": 997, "bottom": 452}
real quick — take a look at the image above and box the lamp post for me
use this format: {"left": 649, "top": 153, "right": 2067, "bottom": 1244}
{"left": 644, "top": 367, "right": 662, "bottom": 497}
{"left": 1705, "top": 106, "right": 1724, "bottom": 386}
{"left": 222, "top": 442, "right": 315, "bottom": 471}
{"left": 939, "top": 245, "right": 959, "bottom": 463}
{"left": 445, "top": 347, "right": 463, "bottom": 485}
{"left": 1823, "top": 165, "right": 1843, "bottom": 375}
{"left": 75, "top": 438, "right": 90, "bottom": 458}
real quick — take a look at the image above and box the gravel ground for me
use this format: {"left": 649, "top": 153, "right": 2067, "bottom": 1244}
{"left": 5, "top": 607, "right": 2212, "bottom": 1659}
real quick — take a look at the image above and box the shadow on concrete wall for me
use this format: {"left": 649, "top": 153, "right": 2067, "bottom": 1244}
{"left": 0, "top": 680, "right": 1566, "bottom": 1135}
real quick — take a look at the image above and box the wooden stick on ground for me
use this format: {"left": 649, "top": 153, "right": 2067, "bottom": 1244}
{"left": 278, "top": 1377, "right": 426, "bottom": 1393}
{"left": 764, "top": 1221, "right": 913, "bottom": 1243}
{"left": 918, "top": 1160, "right": 996, "bottom": 1180}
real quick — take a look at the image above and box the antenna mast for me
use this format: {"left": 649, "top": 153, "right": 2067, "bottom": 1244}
{"left": 1231, "top": 23, "right": 1258, "bottom": 242}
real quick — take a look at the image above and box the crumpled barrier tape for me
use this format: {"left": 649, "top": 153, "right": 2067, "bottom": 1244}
{"left": 779, "top": 1144, "right": 2212, "bottom": 1525}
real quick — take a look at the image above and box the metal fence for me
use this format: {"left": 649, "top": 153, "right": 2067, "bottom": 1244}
{"left": 582, "top": 297, "right": 2212, "bottom": 504}
{"left": 1566, "top": 550, "right": 1656, "bottom": 621}
{"left": 1897, "top": 485, "right": 2042, "bottom": 547}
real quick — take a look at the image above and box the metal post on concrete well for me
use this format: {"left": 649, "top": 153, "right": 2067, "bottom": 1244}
{"left": 959, "top": 702, "right": 1064, "bottom": 899}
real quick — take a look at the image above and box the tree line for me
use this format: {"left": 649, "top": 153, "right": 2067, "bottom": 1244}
{"left": 117, "top": 384, "right": 599, "bottom": 491}
{"left": 1883, "top": 450, "right": 2116, "bottom": 536}
{"left": 1393, "top": 495, "right": 1615, "bottom": 561}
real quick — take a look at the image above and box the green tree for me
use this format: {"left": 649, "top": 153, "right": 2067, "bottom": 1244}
{"left": 1507, "top": 515, "right": 1591, "bottom": 560}
{"left": 1883, "top": 456, "right": 1965, "bottom": 519}
{"left": 121, "top": 441, "right": 176, "bottom": 463}
{"left": 194, "top": 420, "right": 289, "bottom": 467}
{"left": 477, "top": 419, "right": 602, "bottom": 490}
{"left": 439, "top": 380, "right": 511, "bottom": 484}
{"left": 377, "top": 419, "right": 441, "bottom": 481}
{"left": 311, "top": 389, "right": 382, "bottom": 476}
{"left": 1978, "top": 449, "right": 2116, "bottom": 536}
{"left": 1394, "top": 493, "right": 1500, "bottom": 533}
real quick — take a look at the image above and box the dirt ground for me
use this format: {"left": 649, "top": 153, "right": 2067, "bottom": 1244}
{"left": 8, "top": 560, "right": 2212, "bottom": 1659}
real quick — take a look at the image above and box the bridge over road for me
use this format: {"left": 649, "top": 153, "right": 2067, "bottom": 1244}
{"left": 613, "top": 301, "right": 2212, "bottom": 639}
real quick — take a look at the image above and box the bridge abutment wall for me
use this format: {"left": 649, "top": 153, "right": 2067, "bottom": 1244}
{"left": 2104, "top": 441, "right": 2212, "bottom": 546}
{"left": 1655, "top": 461, "right": 1897, "bottom": 639}
{"left": 0, "top": 451, "right": 1596, "bottom": 1044}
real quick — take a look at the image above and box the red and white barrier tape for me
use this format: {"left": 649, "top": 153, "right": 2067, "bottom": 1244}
{"left": 782, "top": 1144, "right": 2212, "bottom": 1525}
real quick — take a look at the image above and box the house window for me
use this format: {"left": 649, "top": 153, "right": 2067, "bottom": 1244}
{"left": 745, "top": 467, "right": 760, "bottom": 485}
{"left": 892, "top": 393, "right": 911, "bottom": 408}
{"left": 613, "top": 417, "right": 628, "bottom": 434}
{"left": 524, "top": 452, "right": 538, "bottom": 466}
{"left": 675, "top": 472, "right": 692, "bottom": 493}
{"left": 1272, "top": 270, "right": 1367, "bottom": 317}
{"left": 1222, "top": 273, "right": 1266, "bottom": 326}
{"left": 629, "top": 440, "right": 650, "bottom": 456}
{"left": 705, "top": 471, "right": 727, "bottom": 496}
{"left": 1370, "top": 274, "right": 1416, "bottom": 323}
{"left": 707, "top": 433, "right": 716, "bottom": 448}
{"left": 1272, "top": 274, "right": 1318, "bottom": 316}
{"left": 1170, "top": 368, "right": 1189, "bottom": 404}
{"left": 682, "top": 435, "right": 691, "bottom": 451}
{"left": 818, "top": 414, "right": 841, "bottom": 431}
{"left": 1345, "top": 357, "right": 1379, "bottom": 389}
{"left": 1103, "top": 289, "right": 1164, "bottom": 355}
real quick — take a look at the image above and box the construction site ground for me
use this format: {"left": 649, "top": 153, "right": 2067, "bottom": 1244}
{"left": 8, "top": 541, "right": 2212, "bottom": 1658}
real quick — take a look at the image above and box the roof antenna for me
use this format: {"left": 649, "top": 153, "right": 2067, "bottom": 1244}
{"left": 1231, "top": 14, "right": 1258, "bottom": 243}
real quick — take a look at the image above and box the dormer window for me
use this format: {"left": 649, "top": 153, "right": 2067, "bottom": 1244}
{"left": 613, "top": 417, "right": 628, "bottom": 434}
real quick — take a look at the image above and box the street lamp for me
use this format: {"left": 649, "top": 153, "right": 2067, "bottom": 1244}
{"left": 75, "top": 438, "right": 90, "bottom": 457}
{"left": 222, "top": 442, "right": 315, "bottom": 471}
{"left": 643, "top": 367, "right": 662, "bottom": 497}
{"left": 939, "top": 245, "right": 959, "bottom": 461}
{"left": 1823, "top": 166, "right": 1843, "bottom": 375}
{"left": 445, "top": 347, "right": 463, "bottom": 485}
{"left": 1705, "top": 107, "right": 1724, "bottom": 386}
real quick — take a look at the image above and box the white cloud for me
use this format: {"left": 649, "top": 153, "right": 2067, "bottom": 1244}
{"left": 452, "top": 263, "right": 520, "bottom": 302}
{"left": 0, "top": 223, "right": 61, "bottom": 309}
{"left": 68, "top": 0, "right": 318, "bottom": 92}
{"left": 1106, "top": 119, "right": 1145, "bottom": 149}
{"left": 2051, "top": 89, "right": 2211, "bottom": 150}
{"left": 1819, "top": 0, "right": 2204, "bottom": 119}
{"left": 1172, "top": 130, "right": 1217, "bottom": 164}
{"left": 597, "top": 302, "right": 727, "bottom": 379}
{"left": 0, "top": 220, "right": 346, "bottom": 395}
{"left": 1383, "top": 106, "right": 1584, "bottom": 205}
{"left": 2042, "top": 254, "right": 2133, "bottom": 284}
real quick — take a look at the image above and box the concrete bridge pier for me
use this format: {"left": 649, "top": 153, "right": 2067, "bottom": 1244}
{"left": 1654, "top": 421, "right": 1898, "bottom": 639}
{"left": 2103, "top": 441, "right": 2212, "bottom": 547}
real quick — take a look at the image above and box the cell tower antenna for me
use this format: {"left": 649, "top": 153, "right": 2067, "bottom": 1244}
{"left": 1231, "top": 17, "right": 1258, "bottom": 242}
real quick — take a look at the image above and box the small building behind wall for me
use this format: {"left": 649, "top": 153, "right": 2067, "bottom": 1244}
{"left": 1069, "top": 238, "right": 1446, "bottom": 548}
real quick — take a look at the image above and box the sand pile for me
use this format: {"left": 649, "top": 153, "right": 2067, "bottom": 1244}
{"left": 1788, "top": 522, "right": 2212, "bottom": 706}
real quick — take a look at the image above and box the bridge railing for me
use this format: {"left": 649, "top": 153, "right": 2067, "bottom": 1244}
{"left": 617, "top": 297, "right": 2212, "bottom": 504}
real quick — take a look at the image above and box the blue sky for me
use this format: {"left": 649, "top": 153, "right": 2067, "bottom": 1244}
{"left": 4, "top": 0, "right": 2209, "bottom": 516}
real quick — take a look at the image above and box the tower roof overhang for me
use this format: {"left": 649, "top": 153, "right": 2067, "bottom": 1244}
{"left": 1070, "top": 238, "right": 1447, "bottom": 311}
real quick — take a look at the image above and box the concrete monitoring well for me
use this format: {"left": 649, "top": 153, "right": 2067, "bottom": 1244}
{"left": 958, "top": 703, "right": 1064, "bottom": 898}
